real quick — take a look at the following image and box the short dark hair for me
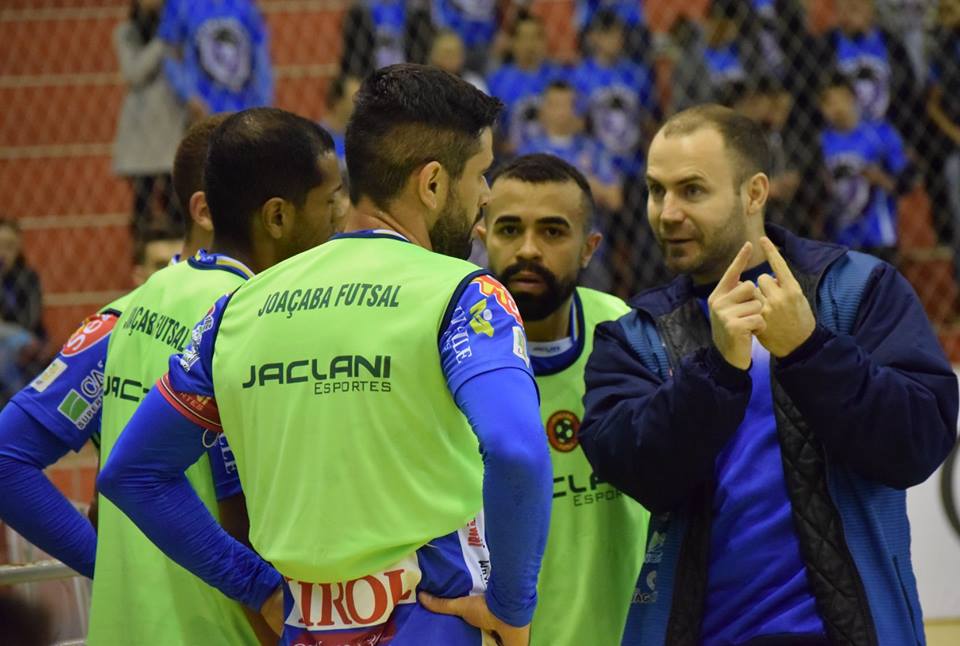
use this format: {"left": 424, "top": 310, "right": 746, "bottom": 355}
{"left": 589, "top": 8, "right": 624, "bottom": 32}
{"left": 545, "top": 79, "right": 574, "bottom": 94}
{"left": 172, "top": 114, "right": 229, "bottom": 216}
{"left": 345, "top": 64, "right": 503, "bottom": 209}
{"left": 819, "top": 70, "right": 855, "bottom": 97}
{"left": 204, "top": 108, "right": 336, "bottom": 251}
{"left": 490, "top": 153, "right": 596, "bottom": 232}
{"left": 512, "top": 9, "right": 543, "bottom": 35}
{"left": 658, "top": 104, "right": 771, "bottom": 186}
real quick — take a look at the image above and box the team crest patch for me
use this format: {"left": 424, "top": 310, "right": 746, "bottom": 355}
{"left": 546, "top": 410, "right": 580, "bottom": 452}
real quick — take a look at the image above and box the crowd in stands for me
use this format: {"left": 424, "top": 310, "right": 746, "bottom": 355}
{"left": 107, "top": 0, "right": 959, "bottom": 297}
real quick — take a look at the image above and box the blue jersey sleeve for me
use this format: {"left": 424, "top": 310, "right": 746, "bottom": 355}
{"left": 439, "top": 273, "right": 534, "bottom": 397}
{"left": 208, "top": 433, "right": 242, "bottom": 501}
{"left": 161, "top": 293, "right": 231, "bottom": 430}
{"left": 11, "top": 311, "right": 118, "bottom": 452}
{"left": 0, "top": 402, "right": 97, "bottom": 578}
{"left": 168, "top": 294, "right": 228, "bottom": 398}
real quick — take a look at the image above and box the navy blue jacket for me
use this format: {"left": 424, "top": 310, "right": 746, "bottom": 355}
{"left": 581, "top": 225, "right": 958, "bottom": 645}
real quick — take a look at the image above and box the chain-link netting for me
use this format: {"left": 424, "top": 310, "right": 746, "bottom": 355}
{"left": 2, "top": 0, "right": 960, "bottom": 404}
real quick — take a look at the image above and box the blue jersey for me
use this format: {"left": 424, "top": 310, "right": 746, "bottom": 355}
{"left": 518, "top": 133, "right": 619, "bottom": 186}
{"left": 572, "top": 57, "right": 656, "bottom": 177}
{"left": 694, "top": 266, "right": 826, "bottom": 644}
{"left": 704, "top": 43, "right": 747, "bottom": 88}
{"left": 432, "top": 0, "right": 497, "bottom": 48}
{"left": 834, "top": 29, "right": 892, "bottom": 122}
{"left": 487, "top": 63, "right": 567, "bottom": 149}
{"left": 575, "top": 0, "right": 645, "bottom": 30}
{"left": 12, "top": 310, "right": 118, "bottom": 452}
{"left": 161, "top": 230, "right": 537, "bottom": 645}
{"left": 369, "top": 0, "right": 407, "bottom": 69}
{"left": 159, "top": 0, "right": 272, "bottom": 112}
{"left": 820, "top": 120, "right": 908, "bottom": 248}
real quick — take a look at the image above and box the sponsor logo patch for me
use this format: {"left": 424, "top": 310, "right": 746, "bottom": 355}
{"left": 512, "top": 326, "right": 530, "bottom": 367}
{"left": 474, "top": 275, "right": 523, "bottom": 326}
{"left": 469, "top": 298, "right": 494, "bottom": 337}
{"left": 57, "top": 389, "right": 100, "bottom": 430}
{"left": 61, "top": 313, "right": 117, "bottom": 357}
{"left": 284, "top": 556, "right": 420, "bottom": 631}
{"left": 30, "top": 358, "right": 67, "bottom": 393}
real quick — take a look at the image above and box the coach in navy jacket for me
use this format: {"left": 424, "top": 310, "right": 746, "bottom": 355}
{"left": 581, "top": 105, "right": 958, "bottom": 646}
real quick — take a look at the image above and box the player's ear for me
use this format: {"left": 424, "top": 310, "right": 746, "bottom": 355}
{"left": 474, "top": 218, "right": 488, "bottom": 242}
{"left": 416, "top": 161, "right": 447, "bottom": 213}
{"left": 744, "top": 172, "right": 769, "bottom": 218}
{"left": 259, "top": 197, "right": 290, "bottom": 240}
{"left": 188, "top": 191, "right": 213, "bottom": 234}
{"left": 581, "top": 231, "right": 602, "bottom": 269}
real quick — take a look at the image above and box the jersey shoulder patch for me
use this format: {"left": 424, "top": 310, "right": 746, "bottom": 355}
{"left": 61, "top": 312, "right": 118, "bottom": 357}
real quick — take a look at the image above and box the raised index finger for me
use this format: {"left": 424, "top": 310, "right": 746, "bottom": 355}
{"left": 759, "top": 237, "right": 797, "bottom": 287}
{"left": 716, "top": 241, "right": 753, "bottom": 294}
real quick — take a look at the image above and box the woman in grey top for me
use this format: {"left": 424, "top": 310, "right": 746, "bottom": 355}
{"left": 113, "top": 0, "right": 186, "bottom": 242}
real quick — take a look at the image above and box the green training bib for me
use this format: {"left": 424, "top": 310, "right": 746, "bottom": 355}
{"left": 213, "top": 235, "right": 484, "bottom": 583}
{"left": 89, "top": 258, "right": 257, "bottom": 646}
{"left": 530, "top": 288, "right": 649, "bottom": 646}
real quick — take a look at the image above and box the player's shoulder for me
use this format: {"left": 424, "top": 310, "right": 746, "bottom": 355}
{"left": 576, "top": 287, "right": 631, "bottom": 325}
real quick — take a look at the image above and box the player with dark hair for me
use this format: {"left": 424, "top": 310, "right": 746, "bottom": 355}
{"left": 99, "top": 64, "right": 552, "bottom": 646}
{"left": 88, "top": 107, "right": 342, "bottom": 645}
{"left": 0, "top": 114, "right": 228, "bottom": 584}
{"left": 477, "top": 153, "right": 649, "bottom": 646}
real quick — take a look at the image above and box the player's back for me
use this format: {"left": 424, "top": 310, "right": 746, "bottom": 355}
{"left": 89, "top": 253, "right": 257, "bottom": 645}
{"left": 212, "top": 231, "right": 494, "bottom": 643}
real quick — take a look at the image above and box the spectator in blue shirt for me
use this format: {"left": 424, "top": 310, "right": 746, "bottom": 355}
{"left": 487, "top": 11, "right": 566, "bottom": 154}
{"left": 519, "top": 81, "right": 622, "bottom": 212}
{"left": 431, "top": 0, "right": 498, "bottom": 73}
{"left": 573, "top": 10, "right": 658, "bottom": 182}
{"left": 321, "top": 73, "right": 362, "bottom": 176}
{"left": 819, "top": 0, "right": 923, "bottom": 149}
{"left": 818, "top": 72, "right": 916, "bottom": 260}
{"left": 669, "top": 0, "right": 768, "bottom": 112}
{"left": 428, "top": 29, "right": 489, "bottom": 94}
{"left": 574, "top": 1, "right": 649, "bottom": 64}
{"left": 159, "top": 0, "right": 273, "bottom": 120}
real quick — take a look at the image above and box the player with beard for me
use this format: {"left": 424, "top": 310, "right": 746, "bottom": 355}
{"left": 98, "top": 64, "right": 552, "bottom": 646}
{"left": 476, "top": 153, "right": 649, "bottom": 646}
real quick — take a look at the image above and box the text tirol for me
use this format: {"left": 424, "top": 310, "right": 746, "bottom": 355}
{"left": 258, "top": 283, "right": 401, "bottom": 318}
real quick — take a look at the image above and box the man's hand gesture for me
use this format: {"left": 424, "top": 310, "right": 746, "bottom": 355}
{"left": 756, "top": 237, "right": 816, "bottom": 357}
{"left": 708, "top": 242, "right": 765, "bottom": 370}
